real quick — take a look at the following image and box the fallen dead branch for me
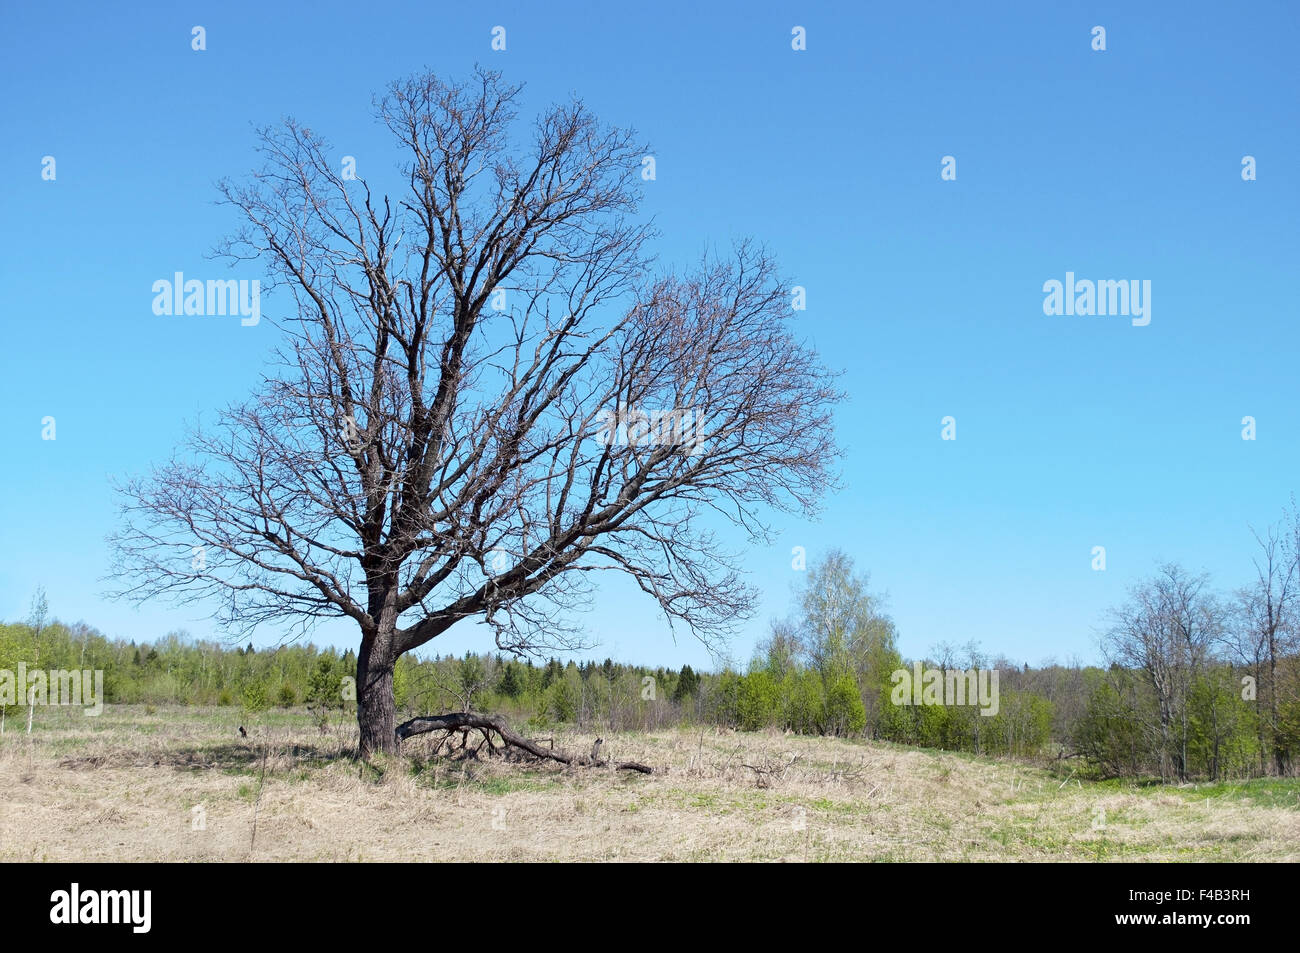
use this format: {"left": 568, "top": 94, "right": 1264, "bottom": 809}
{"left": 740, "top": 754, "right": 800, "bottom": 788}
{"left": 395, "top": 712, "right": 653, "bottom": 774}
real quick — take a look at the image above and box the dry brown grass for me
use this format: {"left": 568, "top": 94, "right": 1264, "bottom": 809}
{"left": 1, "top": 705, "right": 1296, "bottom": 862}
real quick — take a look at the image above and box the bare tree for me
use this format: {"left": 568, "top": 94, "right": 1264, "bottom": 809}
{"left": 1229, "top": 522, "right": 1296, "bottom": 774}
{"left": 756, "top": 617, "right": 801, "bottom": 680}
{"left": 796, "top": 549, "right": 896, "bottom": 684}
{"left": 108, "top": 69, "right": 842, "bottom": 756}
{"left": 25, "top": 587, "right": 48, "bottom": 734}
{"left": 1102, "top": 563, "right": 1223, "bottom": 781}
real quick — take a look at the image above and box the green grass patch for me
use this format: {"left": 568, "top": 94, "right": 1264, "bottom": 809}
{"left": 1175, "top": 777, "right": 1300, "bottom": 810}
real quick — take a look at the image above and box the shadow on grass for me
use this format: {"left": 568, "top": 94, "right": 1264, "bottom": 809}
{"left": 58, "top": 741, "right": 356, "bottom": 774}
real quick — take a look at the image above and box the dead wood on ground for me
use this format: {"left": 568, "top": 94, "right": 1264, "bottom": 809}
{"left": 395, "top": 712, "right": 653, "bottom": 774}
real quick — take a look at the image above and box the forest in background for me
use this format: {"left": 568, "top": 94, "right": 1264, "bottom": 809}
{"left": 4, "top": 526, "right": 1298, "bottom": 785}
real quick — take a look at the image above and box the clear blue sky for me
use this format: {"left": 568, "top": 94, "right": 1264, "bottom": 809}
{"left": 2, "top": 1, "right": 1297, "bottom": 671}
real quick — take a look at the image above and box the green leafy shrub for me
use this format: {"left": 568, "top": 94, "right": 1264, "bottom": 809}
{"left": 242, "top": 680, "right": 269, "bottom": 714}
{"left": 737, "top": 670, "right": 779, "bottom": 731}
{"left": 823, "top": 676, "right": 866, "bottom": 736}
{"left": 548, "top": 680, "right": 575, "bottom": 722}
{"left": 780, "top": 669, "right": 825, "bottom": 734}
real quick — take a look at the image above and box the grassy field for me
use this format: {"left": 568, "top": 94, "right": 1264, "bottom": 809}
{"left": 1, "top": 705, "right": 1297, "bottom": 862}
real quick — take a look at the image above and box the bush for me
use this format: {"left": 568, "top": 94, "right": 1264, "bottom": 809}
{"left": 737, "top": 670, "right": 779, "bottom": 731}
{"left": 242, "top": 681, "right": 269, "bottom": 714}
{"left": 1074, "top": 670, "right": 1150, "bottom": 778}
{"left": 824, "top": 676, "right": 866, "bottom": 736}
{"left": 709, "top": 671, "right": 742, "bottom": 726}
{"left": 780, "top": 669, "right": 825, "bottom": 734}
{"left": 548, "top": 680, "right": 575, "bottom": 722}
{"left": 277, "top": 683, "right": 298, "bottom": 708}
{"left": 987, "top": 690, "right": 1053, "bottom": 758}
{"left": 306, "top": 656, "right": 342, "bottom": 708}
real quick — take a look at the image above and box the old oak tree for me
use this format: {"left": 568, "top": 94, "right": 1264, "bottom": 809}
{"left": 111, "top": 69, "right": 842, "bottom": 758}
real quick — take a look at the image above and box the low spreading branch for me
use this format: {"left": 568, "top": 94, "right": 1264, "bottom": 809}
{"left": 396, "top": 712, "right": 653, "bottom": 774}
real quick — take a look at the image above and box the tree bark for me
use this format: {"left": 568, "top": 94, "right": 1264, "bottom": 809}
{"left": 357, "top": 637, "right": 398, "bottom": 758}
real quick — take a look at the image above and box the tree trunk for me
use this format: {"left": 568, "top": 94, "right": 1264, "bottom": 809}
{"left": 1270, "top": 647, "right": 1284, "bottom": 775}
{"left": 357, "top": 637, "right": 398, "bottom": 758}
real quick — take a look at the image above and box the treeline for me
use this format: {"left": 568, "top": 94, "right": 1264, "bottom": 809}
{"left": 1075, "top": 551, "right": 1300, "bottom": 783}
{"left": 4, "top": 503, "right": 1299, "bottom": 783}
{"left": 0, "top": 614, "right": 1294, "bottom": 781}
{"left": 0, "top": 621, "right": 353, "bottom": 712}
{"left": 0, "top": 615, "right": 710, "bottom": 729}
{"left": 0, "top": 610, "right": 1045, "bottom": 754}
